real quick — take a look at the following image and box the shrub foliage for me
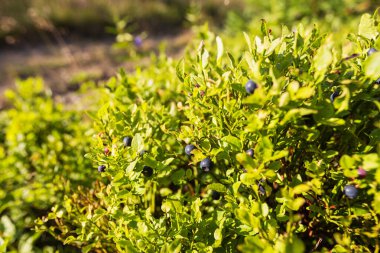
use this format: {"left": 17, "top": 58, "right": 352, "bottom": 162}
{"left": 0, "top": 78, "right": 95, "bottom": 252}
{"left": 1, "top": 12, "right": 380, "bottom": 253}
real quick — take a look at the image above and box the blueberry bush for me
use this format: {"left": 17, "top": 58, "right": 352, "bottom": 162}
{"left": 0, "top": 78, "right": 96, "bottom": 252}
{"left": 33, "top": 12, "right": 380, "bottom": 252}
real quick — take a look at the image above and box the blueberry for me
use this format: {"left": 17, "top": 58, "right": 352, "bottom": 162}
{"left": 258, "top": 185, "right": 266, "bottom": 196}
{"left": 98, "top": 165, "right": 106, "bottom": 173}
{"left": 344, "top": 185, "right": 358, "bottom": 199}
{"left": 330, "top": 91, "right": 340, "bottom": 102}
{"left": 246, "top": 149, "right": 254, "bottom": 157}
{"left": 367, "top": 48, "right": 377, "bottom": 56}
{"left": 211, "top": 190, "right": 221, "bottom": 200}
{"left": 200, "top": 157, "right": 213, "bottom": 172}
{"left": 123, "top": 136, "right": 132, "bottom": 147}
{"left": 375, "top": 78, "right": 380, "bottom": 84}
{"left": 142, "top": 166, "right": 153, "bottom": 177}
{"left": 185, "top": 144, "right": 196, "bottom": 156}
{"left": 245, "top": 80, "right": 258, "bottom": 94}
{"left": 104, "top": 147, "right": 110, "bottom": 155}
{"left": 357, "top": 167, "right": 367, "bottom": 178}
{"left": 134, "top": 36, "right": 142, "bottom": 47}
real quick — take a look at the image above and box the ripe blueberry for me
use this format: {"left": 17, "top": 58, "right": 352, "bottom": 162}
{"left": 211, "top": 191, "right": 221, "bottom": 200}
{"left": 357, "top": 167, "right": 367, "bottom": 178}
{"left": 134, "top": 36, "right": 142, "bottom": 47}
{"left": 344, "top": 185, "right": 358, "bottom": 199}
{"left": 330, "top": 91, "right": 339, "bottom": 102}
{"left": 258, "top": 184, "right": 266, "bottom": 196}
{"left": 367, "top": 48, "right": 377, "bottom": 56}
{"left": 246, "top": 149, "right": 254, "bottom": 157}
{"left": 123, "top": 136, "right": 132, "bottom": 147}
{"left": 375, "top": 78, "right": 380, "bottom": 84}
{"left": 200, "top": 157, "right": 213, "bottom": 172}
{"left": 98, "top": 165, "right": 106, "bottom": 173}
{"left": 142, "top": 166, "right": 153, "bottom": 177}
{"left": 245, "top": 80, "right": 258, "bottom": 94}
{"left": 185, "top": 144, "right": 196, "bottom": 156}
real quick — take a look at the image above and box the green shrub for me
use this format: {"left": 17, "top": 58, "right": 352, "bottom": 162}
{"left": 39, "top": 13, "right": 380, "bottom": 252}
{"left": 0, "top": 78, "right": 96, "bottom": 252}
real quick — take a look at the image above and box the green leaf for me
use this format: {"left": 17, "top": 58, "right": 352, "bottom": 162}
{"left": 236, "top": 153, "right": 258, "bottom": 172}
{"left": 213, "top": 228, "right": 223, "bottom": 247}
{"left": 202, "top": 49, "right": 209, "bottom": 68}
{"left": 290, "top": 198, "right": 305, "bottom": 211}
{"left": 295, "top": 86, "right": 315, "bottom": 100}
{"left": 216, "top": 36, "right": 224, "bottom": 66}
{"left": 320, "top": 118, "right": 345, "bottom": 126}
{"left": 285, "top": 237, "right": 305, "bottom": 253}
{"left": 82, "top": 244, "right": 95, "bottom": 253}
{"left": 358, "top": 13, "right": 378, "bottom": 40}
{"left": 222, "top": 135, "right": 242, "bottom": 151}
{"left": 292, "top": 184, "right": 310, "bottom": 195}
{"left": 240, "top": 172, "right": 260, "bottom": 185}
{"left": 254, "top": 136, "right": 273, "bottom": 161}
{"left": 191, "top": 198, "right": 202, "bottom": 223}
{"left": 132, "top": 133, "right": 144, "bottom": 153}
{"left": 1, "top": 216, "right": 15, "bottom": 239}
{"left": 364, "top": 52, "right": 380, "bottom": 79}
{"left": 334, "top": 86, "right": 350, "bottom": 113}
{"left": 207, "top": 183, "right": 227, "bottom": 193}
{"left": 313, "top": 41, "right": 333, "bottom": 82}
{"left": 63, "top": 236, "right": 77, "bottom": 245}
{"left": 265, "top": 38, "right": 281, "bottom": 56}
{"left": 236, "top": 207, "right": 256, "bottom": 228}
{"left": 280, "top": 109, "right": 317, "bottom": 125}
{"left": 243, "top": 32, "right": 252, "bottom": 53}
{"left": 340, "top": 155, "right": 354, "bottom": 170}
{"left": 176, "top": 58, "right": 185, "bottom": 82}
{"left": 261, "top": 203, "right": 269, "bottom": 217}
{"left": 170, "top": 169, "right": 186, "bottom": 185}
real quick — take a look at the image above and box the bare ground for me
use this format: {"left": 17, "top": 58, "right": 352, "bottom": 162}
{"left": 0, "top": 31, "right": 192, "bottom": 109}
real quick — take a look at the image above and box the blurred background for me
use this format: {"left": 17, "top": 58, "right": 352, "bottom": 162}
{"left": 0, "top": 0, "right": 378, "bottom": 108}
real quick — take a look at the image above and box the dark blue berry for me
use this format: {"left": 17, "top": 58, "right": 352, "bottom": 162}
{"left": 142, "top": 166, "right": 153, "bottom": 177}
{"left": 367, "top": 48, "right": 377, "bottom": 56}
{"left": 200, "top": 157, "right": 213, "bottom": 172}
{"left": 211, "top": 191, "right": 221, "bottom": 200}
{"left": 344, "top": 185, "right": 358, "bottom": 199}
{"left": 375, "top": 78, "right": 380, "bottom": 84}
{"left": 245, "top": 80, "right": 258, "bottom": 94}
{"left": 330, "top": 91, "right": 340, "bottom": 102}
{"left": 134, "top": 36, "right": 142, "bottom": 47}
{"left": 258, "top": 184, "right": 266, "bottom": 196}
{"left": 185, "top": 144, "right": 196, "bottom": 156}
{"left": 123, "top": 136, "right": 132, "bottom": 147}
{"left": 246, "top": 149, "right": 254, "bottom": 157}
{"left": 98, "top": 165, "right": 106, "bottom": 173}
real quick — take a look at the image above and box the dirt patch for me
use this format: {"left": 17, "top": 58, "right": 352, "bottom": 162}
{"left": 0, "top": 30, "right": 192, "bottom": 109}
